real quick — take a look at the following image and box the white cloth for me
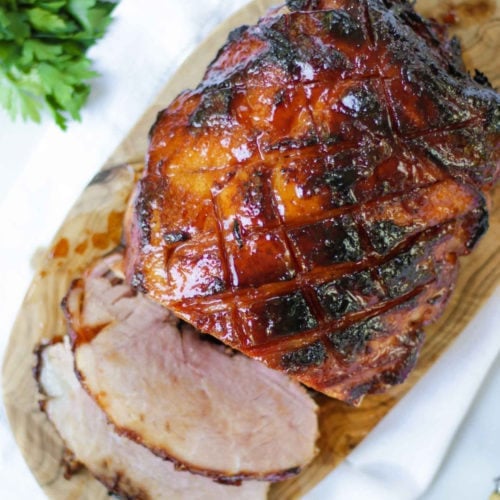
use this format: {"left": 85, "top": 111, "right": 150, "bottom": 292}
{"left": 305, "top": 289, "right": 500, "bottom": 500}
{"left": 0, "top": 1, "right": 499, "bottom": 499}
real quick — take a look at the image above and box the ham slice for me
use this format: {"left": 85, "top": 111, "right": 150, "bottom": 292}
{"left": 64, "top": 254, "right": 318, "bottom": 482}
{"left": 36, "top": 340, "right": 269, "bottom": 499}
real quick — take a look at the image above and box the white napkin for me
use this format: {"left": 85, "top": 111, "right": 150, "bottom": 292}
{"left": 305, "top": 288, "right": 500, "bottom": 500}
{"left": 1, "top": 1, "right": 499, "bottom": 499}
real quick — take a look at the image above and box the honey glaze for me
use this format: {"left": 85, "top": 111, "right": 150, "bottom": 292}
{"left": 47, "top": 210, "right": 126, "bottom": 271}
{"left": 74, "top": 240, "right": 88, "bottom": 255}
{"left": 90, "top": 211, "right": 125, "bottom": 250}
{"left": 50, "top": 238, "right": 69, "bottom": 259}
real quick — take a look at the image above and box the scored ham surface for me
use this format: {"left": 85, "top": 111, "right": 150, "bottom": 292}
{"left": 125, "top": 0, "right": 499, "bottom": 402}
{"left": 63, "top": 254, "right": 318, "bottom": 482}
{"left": 36, "top": 340, "right": 269, "bottom": 500}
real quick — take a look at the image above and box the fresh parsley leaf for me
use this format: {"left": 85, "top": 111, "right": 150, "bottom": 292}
{"left": 41, "top": 2, "right": 67, "bottom": 12}
{"left": 0, "top": 11, "right": 31, "bottom": 42}
{"left": 22, "top": 39, "right": 63, "bottom": 64}
{"left": 0, "top": 68, "right": 44, "bottom": 122}
{"left": 68, "top": 0, "right": 96, "bottom": 32}
{"left": 26, "top": 7, "right": 71, "bottom": 33}
{"left": 0, "top": 0, "right": 118, "bottom": 129}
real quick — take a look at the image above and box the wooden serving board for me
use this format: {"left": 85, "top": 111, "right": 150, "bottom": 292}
{"left": 2, "top": 1, "right": 500, "bottom": 499}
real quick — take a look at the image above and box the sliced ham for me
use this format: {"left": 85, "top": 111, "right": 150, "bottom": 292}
{"left": 64, "top": 253, "right": 318, "bottom": 482}
{"left": 37, "top": 340, "right": 269, "bottom": 499}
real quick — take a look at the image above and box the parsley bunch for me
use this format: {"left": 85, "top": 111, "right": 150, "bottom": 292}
{"left": 0, "top": 0, "right": 117, "bottom": 129}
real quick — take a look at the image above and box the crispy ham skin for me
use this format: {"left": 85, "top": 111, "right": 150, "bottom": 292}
{"left": 36, "top": 341, "right": 269, "bottom": 500}
{"left": 125, "top": 0, "right": 499, "bottom": 403}
{"left": 64, "top": 254, "right": 318, "bottom": 482}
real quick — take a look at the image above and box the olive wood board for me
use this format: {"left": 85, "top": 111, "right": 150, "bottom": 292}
{"left": 2, "top": 0, "right": 500, "bottom": 499}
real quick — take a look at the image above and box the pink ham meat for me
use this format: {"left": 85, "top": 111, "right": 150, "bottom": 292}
{"left": 36, "top": 340, "right": 269, "bottom": 499}
{"left": 63, "top": 253, "right": 318, "bottom": 482}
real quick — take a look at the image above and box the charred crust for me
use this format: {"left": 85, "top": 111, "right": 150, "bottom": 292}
{"left": 265, "top": 134, "right": 319, "bottom": 152}
{"left": 208, "top": 25, "right": 250, "bottom": 71}
{"left": 473, "top": 69, "right": 492, "bottom": 88}
{"left": 316, "top": 269, "right": 383, "bottom": 319}
{"left": 486, "top": 104, "right": 500, "bottom": 133}
{"left": 274, "top": 88, "right": 286, "bottom": 105}
{"left": 228, "top": 25, "right": 249, "bottom": 42}
{"left": 340, "top": 84, "right": 382, "bottom": 118}
{"left": 134, "top": 180, "right": 159, "bottom": 247}
{"left": 326, "top": 215, "right": 362, "bottom": 262}
{"left": 343, "top": 328, "right": 424, "bottom": 403}
{"left": 416, "top": 128, "right": 491, "bottom": 186}
{"left": 322, "top": 9, "right": 365, "bottom": 43}
{"left": 378, "top": 243, "right": 433, "bottom": 298}
{"left": 399, "top": 6, "right": 425, "bottom": 26}
{"left": 288, "top": 214, "right": 363, "bottom": 267}
{"left": 259, "top": 24, "right": 297, "bottom": 71}
{"left": 282, "top": 341, "right": 327, "bottom": 371}
{"left": 130, "top": 271, "right": 147, "bottom": 294}
{"left": 286, "top": 0, "right": 320, "bottom": 11}
{"left": 448, "top": 36, "right": 464, "bottom": 65}
{"left": 317, "top": 282, "right": 361, "bottom": 318}
{"left": 328, "top": 316, "right": 383, "bottom": 361}
{"left": 346, "top": 382, "right": 373, "bottom": 404}
{"left": 189, "top": 86, "right": 234, "bottom": 128}
{"left": 232, "top": 219, "right": 243, "bottom": 248}
{"left": 163, "top": 231, "right": 189, "bottom": 245}
{"left": 366, "top": 220, "right": 410, "bottom": 254}
{"left": 323, "top": 165, "right": 359, "bottom": 201}
{"left": 464, "top": 204, "right": 489, "bottom": 250}
{"left": 261, "top": 291, "right": 318, "bottom": 337}
{"left": 209, "top": 277, "right": 227, "bottom": 294}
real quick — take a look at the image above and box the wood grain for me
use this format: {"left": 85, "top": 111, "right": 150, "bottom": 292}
{"left": 2, "top": 1, "right": 499, "bottom": 499}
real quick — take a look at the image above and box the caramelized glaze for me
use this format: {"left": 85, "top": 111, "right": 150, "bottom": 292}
{"left": 126, "top": 0, "right": 499, "bottom": 402}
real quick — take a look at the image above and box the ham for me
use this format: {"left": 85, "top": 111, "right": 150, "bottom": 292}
{"left": 64, "top": 254, "right": 318, "bottom": 482}
{"left": 36, "top": 340, "right": 269, "bottom": 499}
{"left": 125, "top": 0, "right": 499, "bottom": 402}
